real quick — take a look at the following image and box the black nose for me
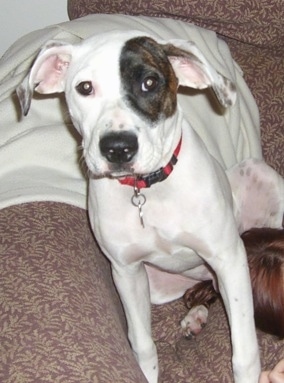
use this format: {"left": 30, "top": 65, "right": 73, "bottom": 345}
{"left": 99, "top": 132, "right": 138, "bottom": 164}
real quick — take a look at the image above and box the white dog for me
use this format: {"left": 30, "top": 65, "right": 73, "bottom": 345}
{"left": 17, "top": 30, "right": 284, "bottom": 383}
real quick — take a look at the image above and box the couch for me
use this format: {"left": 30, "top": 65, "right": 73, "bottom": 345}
{"left": 0, "top": 0, "right": 283, "bottom": 382}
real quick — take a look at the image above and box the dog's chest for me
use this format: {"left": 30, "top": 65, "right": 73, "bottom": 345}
{"left": 88, "top": 178, "right": 209, "bottom": 270}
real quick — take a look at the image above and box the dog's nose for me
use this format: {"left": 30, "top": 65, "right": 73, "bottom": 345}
{"left": 99, "top": 132, "right": 138, "bottom": 164}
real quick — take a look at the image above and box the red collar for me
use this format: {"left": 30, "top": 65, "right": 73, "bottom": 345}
{"left": 119, "top": 137, "right": 182, "bottom": 189}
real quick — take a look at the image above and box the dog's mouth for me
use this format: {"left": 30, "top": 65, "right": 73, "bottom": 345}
{"left": 93, "top": 163, "right": 139, "bottom": 180}
{"left": 85, "top": 151, "right": 138, "bottom": 179}
{"left": 104, "top": 162, "right": 135, "bottom": 177}
{"left": 99, "top": 164, "right": 158, "bottom": 186}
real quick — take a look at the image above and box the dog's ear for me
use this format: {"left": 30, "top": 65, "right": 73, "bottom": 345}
{"left": 163, "top": 40, "right": 236, "bottom": 108}
{"left": 16, "top": 41, "right": 73, "bottom": 116}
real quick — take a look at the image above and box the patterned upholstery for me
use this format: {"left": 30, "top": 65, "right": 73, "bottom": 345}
{"left": 1, "top": 202, "right": 283, "bottom": 383}
{"left": 68, "top": 0, "right": 283, "bottom": 47}
{"left": 0, "top": 202, "right": 147, "bottom": 383}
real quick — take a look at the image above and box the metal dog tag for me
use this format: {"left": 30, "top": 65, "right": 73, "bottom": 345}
{"left": 131, "top": 182, "right": 146, "bottom": 228}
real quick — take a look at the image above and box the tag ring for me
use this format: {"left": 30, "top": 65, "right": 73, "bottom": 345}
{"left": 131, "top": 193, "right": 146, "bottom": 207}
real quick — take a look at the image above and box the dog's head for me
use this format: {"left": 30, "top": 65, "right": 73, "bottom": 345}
{"left": 17, "top": 30, "right": 236, "bottom": 178}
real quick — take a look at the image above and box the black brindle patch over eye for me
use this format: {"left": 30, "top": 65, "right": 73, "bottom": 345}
{"left": 120, "top": 37, "right": 178, "bottom": 122}
{"left": 76, "top": 81, "right": 94, "bottom": 96}
{"left": 141, "top": 76, "right": 158, "bottom": 92}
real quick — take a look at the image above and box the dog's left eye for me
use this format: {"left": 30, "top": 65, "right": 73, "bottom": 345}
{"left": 141, "top": 76, "right": 158, "bottom": 92}
{"left": 76, "top": 81, "right": 94, "bottom": 96}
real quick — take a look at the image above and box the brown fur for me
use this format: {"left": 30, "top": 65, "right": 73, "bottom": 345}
{"left": 184, "top": 280, "right": 218, "bottom": 310}
{"left": 184, "top": 228, "right": 284, "bottom": 338}
{"left": 120, "top": 37, "right": 178, "bottom": 122}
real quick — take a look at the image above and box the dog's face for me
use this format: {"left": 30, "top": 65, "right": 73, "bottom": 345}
{"left": 17, "top": 30, "right": 236, "bottom": 178}
{"left": 65, "top": 33, "right": 180, "bottom": 177}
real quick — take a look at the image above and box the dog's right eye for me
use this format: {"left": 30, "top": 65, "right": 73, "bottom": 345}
{"left": 76, "top": 81, "right": 94, "bottom": 96}
{"left": 141, "top": 76, "right": 158, "bottom": 92}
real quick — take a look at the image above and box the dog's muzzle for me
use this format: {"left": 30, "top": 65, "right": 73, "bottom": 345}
{"left": 99, "top": 131, "right": 138, "bottom": 165}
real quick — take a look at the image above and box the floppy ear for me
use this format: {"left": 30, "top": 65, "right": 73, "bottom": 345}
{"left": 162, "top": 40, "right": 236, "bottom": 108}
{"left": 16, "top": 41, "right": 73, "bottom": 116}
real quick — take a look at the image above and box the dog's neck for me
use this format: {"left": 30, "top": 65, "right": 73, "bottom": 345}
{"left": 119, "top": 136, "right": 182, "bottom": 189}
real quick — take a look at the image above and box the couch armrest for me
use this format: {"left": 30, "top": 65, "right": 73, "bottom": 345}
{"left": 0, "top": 202, "right": 147, "bottom": 383}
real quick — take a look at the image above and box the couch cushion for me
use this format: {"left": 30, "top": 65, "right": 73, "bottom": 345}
{"left": 68, "top": 0, "right": 283, "bottom": 49}
{"left": 1, "top": 202, "right": 283, "bottom": 383}
{"left": 152, "top": 295, "right": 284, "bottom": 382}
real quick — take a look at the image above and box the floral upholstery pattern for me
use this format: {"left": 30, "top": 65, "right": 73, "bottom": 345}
{"left": 1, "top": 202, "right": 283, "bottom": 382}
{"left": 0, "top": 202, "right": 147, "bottom": 383}
{"left": 68, "top": 0, "right": 283, "bottom": 48}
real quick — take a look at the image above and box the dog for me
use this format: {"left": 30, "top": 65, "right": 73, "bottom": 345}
{"left": 16, "top": 30, "right": 284, "bottom": 383}
{"left": 183, "top": 227, "right": 284, "bottom": 339}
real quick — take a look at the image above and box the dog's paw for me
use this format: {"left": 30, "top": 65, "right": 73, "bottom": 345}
{"left": 180, "top": 305, "right": 208, "bottom": 339}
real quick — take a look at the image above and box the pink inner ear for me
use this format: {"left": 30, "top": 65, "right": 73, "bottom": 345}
{"left": 35, "top": 54, "right": 70, "bottom": 93}
{"left": 168, "top": 56, "right": 211, "bottom": 89}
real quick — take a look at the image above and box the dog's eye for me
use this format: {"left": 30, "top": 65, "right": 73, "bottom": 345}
{"left": 76, "top": 81, "right": 94, "bottom": 96}
{"left": 141, "top": 76, "right": 158, "bottom": 92}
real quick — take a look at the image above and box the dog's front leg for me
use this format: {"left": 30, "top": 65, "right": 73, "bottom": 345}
{"left": 210, "top": 238, "right": 261, "bottom": 383}
{"left": 112, "top": 261, "right": 158, "bottom": 383}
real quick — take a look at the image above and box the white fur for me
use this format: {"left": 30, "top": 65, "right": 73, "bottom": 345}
{"left": 17, "top": 30, "right": 284, "bottom": 383}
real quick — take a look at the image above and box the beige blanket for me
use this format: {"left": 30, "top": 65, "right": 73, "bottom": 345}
{"left": 0, "top": 14, "right": 262, "bottom": 210}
